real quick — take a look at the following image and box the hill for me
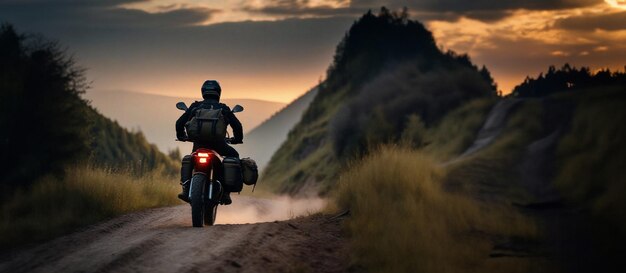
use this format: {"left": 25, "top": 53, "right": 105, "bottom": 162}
{"left": 237, "top": 87, "right": 318, "bottom": 171}
{"left": 261, "top": 8, "right": 497, "bottom": 195}
{"left": 0, "top": 23, "right": 180, "bottom": 248}
{"left": 84, "top": 90, "right": 286, "bottom": 154}
{"left": 0, "top": 23, "right": 177, "bottom": 192}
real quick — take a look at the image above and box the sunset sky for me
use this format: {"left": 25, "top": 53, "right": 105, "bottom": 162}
{"left": 1, "top": 0, "right": 625, "bottom": 102}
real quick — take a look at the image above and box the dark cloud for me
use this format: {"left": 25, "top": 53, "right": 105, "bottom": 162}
{"left": 242, "top": 0, "right": 365, "bottom": 17}
{"left": 0, "top": 0, "right": 146, "bottom": 8}
{"left": 0, "top": 3, "right": 356, "bottom": 97}
{"left": 0, "top": 0, "right": 217, "bottom": 29}
{"left": 351, "top": 0, "right": 603, "bottom": 12}
{"left": 86, "top": 7, "right": 217, "bottom": 28}
{"left": 463, "top": 10, "right": 514, "bottom": 22}
{"left": 244, "top": 0, "right": 602, "bottom": 22}
{"left": 555, "top": 11, "right": 626, "bottom": 31}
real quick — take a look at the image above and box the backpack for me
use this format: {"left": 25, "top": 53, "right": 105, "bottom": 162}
{"left": 240, "top": 158, "right": 258, "bottom": 186}
{"left": 185, "top": 106, "right": 227, "bottom": 142}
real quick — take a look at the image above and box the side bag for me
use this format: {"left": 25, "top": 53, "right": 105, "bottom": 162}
{"left": 240, "top": 158, "right": 258, "bottom": 186}
{"left": 223, "top": 157, "right": 243, "bottom": 192}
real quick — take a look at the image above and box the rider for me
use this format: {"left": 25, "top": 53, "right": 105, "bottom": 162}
{"left": 175, "top": 80, "right": 243, "bottom": 205}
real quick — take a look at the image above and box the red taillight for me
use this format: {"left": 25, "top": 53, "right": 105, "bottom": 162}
{"left": 196, "top": 152, "right": 210, "bottom": 164}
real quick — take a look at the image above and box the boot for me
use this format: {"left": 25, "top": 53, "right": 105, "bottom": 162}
{"left": 178, "top": 180, "right": 190, "bottom": 203}
{"left": 220, "top": 191, "right": 232, "bottom": 205}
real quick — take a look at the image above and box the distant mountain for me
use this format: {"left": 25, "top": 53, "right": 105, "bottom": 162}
{"left": 85, "top": 90, "right": 286, "bottom": 153}
{"left": 237, "top": 87, "right": 319, "bottom": 171}
{"left": 86, "top": 106, "right": 179, "bottom": 174}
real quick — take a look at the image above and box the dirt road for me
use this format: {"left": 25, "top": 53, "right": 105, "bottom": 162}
{"left": 0, "top": 196, "right": 349, "bottom": 273}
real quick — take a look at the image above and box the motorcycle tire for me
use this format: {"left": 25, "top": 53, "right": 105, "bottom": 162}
{"left": 204, "top": 202, "right": 218, "bottom": 226}
{"left": 203, "top": 180, "right": 221, "bottom": 226}
{"left": 190, "top": 174, "right": 207, "bottom": 227}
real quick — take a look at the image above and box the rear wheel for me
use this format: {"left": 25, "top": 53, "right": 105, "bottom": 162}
{"left": 190, "top": 174, "right": 207, "bottom": 227}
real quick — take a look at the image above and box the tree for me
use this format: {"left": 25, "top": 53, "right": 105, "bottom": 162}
{"left": 0, "top": 23, "right": 90, "bottom": 192}
{"left": 512, "top": 64, "right": 626, "bottom": 97}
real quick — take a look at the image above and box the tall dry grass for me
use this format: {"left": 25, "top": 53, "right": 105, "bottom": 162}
{"left": 335, "top": 146, "right": 538, "bottom": 273}
{"left": 555, "top": 88, "right": 626, "bottom": 223}
{"left": 0, "top": 165, "right": 180, "bottom": 248}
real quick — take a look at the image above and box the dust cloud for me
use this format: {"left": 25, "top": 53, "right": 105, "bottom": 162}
{"left": 214, "top": 195, "right": 327, "bottom": 225}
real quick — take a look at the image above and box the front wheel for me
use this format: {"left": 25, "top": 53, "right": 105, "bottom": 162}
{"left": 204, "top": 203, "right": 218, "bottom": 226}
{"left": 190, "top": 174, "right": 207, "bottom": 227}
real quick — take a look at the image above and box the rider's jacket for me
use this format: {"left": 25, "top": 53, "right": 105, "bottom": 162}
{"left": 175, "top": 99, "right": 243, "bottom": 143}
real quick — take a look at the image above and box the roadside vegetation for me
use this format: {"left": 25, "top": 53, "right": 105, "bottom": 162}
{"left": 0, "top": 23, "right": 180, "bottom": 248}
{"left": 0, "top": 166, "right": 179, "bottom": 248}
{"left": 336, "top": 146, "right": 539, "bottom": 273}
{"left": 0, "top": 23, "right": 178, "bottom": 193}
{"left": 556, "top": 87, "right": 626, "bottom": 220}
{"left": 333, "top": 62, "right": 626, "bottom": 272}
{"left": 552, "top": 86, "right": 626, "bottom": 264}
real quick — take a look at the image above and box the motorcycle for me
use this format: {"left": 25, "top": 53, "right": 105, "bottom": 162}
{"left": 175, "top": 101, "right": 244, "bottom": 227}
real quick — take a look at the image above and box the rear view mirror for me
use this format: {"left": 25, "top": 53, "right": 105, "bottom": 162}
{"left": 176, "top": 102, "right": 188, "bottom": 111}
{"left": 232, "top": 105, "right": 244, "bottom": 113}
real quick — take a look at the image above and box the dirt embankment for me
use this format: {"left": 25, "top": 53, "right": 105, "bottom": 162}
{"left": 0, "top": 196, "right": 348, "bottom": 273}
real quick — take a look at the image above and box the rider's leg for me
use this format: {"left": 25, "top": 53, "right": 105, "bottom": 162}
{"left": 178, "top": 155, "right": 193, "bottom": 202}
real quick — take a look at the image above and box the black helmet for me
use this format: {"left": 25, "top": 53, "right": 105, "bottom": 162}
{"left": 201, "top": 80, "right": 221, "bottom": 100}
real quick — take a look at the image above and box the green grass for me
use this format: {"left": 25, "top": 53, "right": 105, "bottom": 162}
{"left": 260, "top": 86, "right": 348, "bottom": 195}
{"left": 422, "top": 98, "right": 497, "bottom": 160}
{"left": 555, "top": 88, "right": 626, "bottom": 217}
{"left": 335, "top": 146, "right": 538, "bottom": 273}
{"left": 0, "top": 165, "right": 180, "bottom": 248}
{"left": 443, "top": 99, "right": 544, "bottom": 203}
{"left": 552, "top": 87, "right": 626, "bottom": 258}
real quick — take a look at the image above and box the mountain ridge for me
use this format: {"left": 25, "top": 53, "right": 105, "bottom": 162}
{"left": 85, "top": 90, "right": 287, "bottom": 153}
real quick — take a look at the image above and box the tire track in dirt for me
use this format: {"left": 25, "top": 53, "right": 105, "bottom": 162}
{"left": 0, "top": 196, "right": 347, "bottom": 273}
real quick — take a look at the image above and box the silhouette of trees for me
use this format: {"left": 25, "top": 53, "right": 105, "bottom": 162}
{"left": 0, "top": 23, "right": 176, "bottom": 194}
{"left": 0, "top": 23, "right": 90, "bottom": 192}
{"left": 512, "top": 64, "right": 626, "bottom": 97}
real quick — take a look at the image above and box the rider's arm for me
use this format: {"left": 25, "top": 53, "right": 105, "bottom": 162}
{"left": 175, "top": 103, "right": 197, "bottom": 139}
{"left": 224, "top": 107, "right": 243, "bottom": 143}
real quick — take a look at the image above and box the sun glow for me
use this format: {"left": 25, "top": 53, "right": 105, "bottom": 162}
{"left": 605, "top": 0, "right": 626, "bottom": 9}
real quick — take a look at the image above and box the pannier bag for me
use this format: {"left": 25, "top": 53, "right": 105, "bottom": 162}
{"left": 223, "top": 157, "right": 243, "bottom": 192}
{"left": 240, "top": 158, "right": 258, "bottom": 186}
{"left": 181, "top": 155, "right": 193, "bottom": 184}
{"left": 185, "top": 107, "right": 227, "bottom": 142}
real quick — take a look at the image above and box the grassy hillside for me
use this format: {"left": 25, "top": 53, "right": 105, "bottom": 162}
{"left": 551, "top": 86, "right": 626, "bottom": 267}
{"left": 0, "top": 23, "right": 181, "bottom": 249}
{"left": 262, "top": 9, "right": 497, "bottom": 195}
{"left": 237, "top": 87, "right": 319, "bottom": 171}
{"left": 87, "top": 106, "right": 178, "bottom": 175}
{"left": 0, "top": 24, "right": 178, "bottom": 190}
{"left": 333, "top": 62, "right": 626, "bottom": 272}
{"left": 335, "top": 146, "right": 539, "bottom": 273}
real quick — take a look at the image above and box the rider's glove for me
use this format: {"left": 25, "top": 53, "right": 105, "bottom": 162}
{"left": 231, "top": 138, "right": 243, "bottom": 144}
